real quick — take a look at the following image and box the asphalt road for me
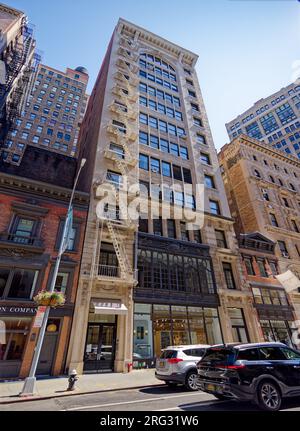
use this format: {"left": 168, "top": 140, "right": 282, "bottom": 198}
{"left": 1, "top": 385, "right": 300, "bottom": 411}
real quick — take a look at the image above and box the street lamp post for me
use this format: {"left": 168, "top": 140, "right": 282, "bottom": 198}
{"left": 20, "top": 159, "right": 86, "bottom": 397}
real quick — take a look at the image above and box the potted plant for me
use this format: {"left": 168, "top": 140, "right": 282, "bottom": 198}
{"left": 34, "top": 291, "right": 66, "bottom": 308}
{"left": 49, "top": 291, "right": 66, "bottom": 307}
{"left": 34, "top": 291, "right": 51, "bottom": 307}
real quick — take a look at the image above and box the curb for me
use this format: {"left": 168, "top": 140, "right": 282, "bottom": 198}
{"left": 0, "top": 382, "right": 164, "bottom": 405}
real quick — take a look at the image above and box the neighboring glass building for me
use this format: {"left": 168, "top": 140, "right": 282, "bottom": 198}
{"left": 226, "top": 82, "right": 300, "bottom": 158}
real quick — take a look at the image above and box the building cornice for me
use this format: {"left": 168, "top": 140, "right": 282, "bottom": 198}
{"left": 0, "top": 173, "right": 90, "bottom": 209}
{"left": 117, "top": 18, "right": 198, "bottom": 66}
{"left": 0, "top": 3, "right": 24, "bottom": 18}
{"left": 220, "top": 134, "right": 300, "bottom": 168}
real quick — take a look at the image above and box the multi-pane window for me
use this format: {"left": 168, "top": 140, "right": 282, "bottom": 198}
{"left": 180, "top": 222, "right": 189, "bottom": 241}
{"left": 252, "top": 288, "right": 288, "bottom": 306}
{"left": 260, "top": 113, "right": 279, "bottom": 134}
{"left": 197, "top": 134, "right": 207, "bottom": 145}
{"left": 278, "top": 241, "right": 289, "bottom": 257}
{"left": 153, "top": 218, "right": 163, "bottom": 236}
{"left": 205, "top": 175, "right": 215, "bottom": 189}
{"left": 209, "top": 200, "right": 221, "bottom": 215}
{"left": 275, "top": 103, "right": 296, "bottom": 125}
{"left": 10, "top": 218, "right": 35, "bottom": 244}
{"left": 150, "top": 158, "right": 160, "bottom": 173}
{"left": 139, "top": 154, "right": 149, "bottom": 170}
{"left": 244, "top": 257, "right": 255, "bottom": 275}
{"left": 162, "top": 161, "right": 171, "bottom": 177}
{"left": 0, "top": 268, "right": 38, "bottom": 300}
{"left": 215, "top": 230, "right": 227, "bottom": 248}
{"left": 223, "top": 263, "right": 236, "bottom": 290}
{"left": 167, "top": 219, "right": 176, "bottom": 239}
{"left": 245, "top": 121, "right": 262, "bottom": 140}
{"left": 270, "top": 213, "right": 279, "bottom": 227}
{"left": 55, "top": 273, "right": 69, "bottom": 294}
{"left": 257, "top": 259, "right": 268, "bottom": 277}
{"left": 200, "top": 152, "right": 211, "bottom": 165}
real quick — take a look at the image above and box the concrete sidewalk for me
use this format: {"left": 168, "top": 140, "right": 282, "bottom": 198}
{"left": 0, "top": 369, "right": 161, "bottom": 404}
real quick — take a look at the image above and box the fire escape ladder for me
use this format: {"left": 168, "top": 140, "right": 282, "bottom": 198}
{"left": 106, "top": 220, "right": 133, "bottom": 279}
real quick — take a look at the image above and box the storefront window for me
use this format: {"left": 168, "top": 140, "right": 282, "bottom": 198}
{"left": 153, "top": 305, "right": 172, "bottom": 357}
{"left": 188, "top": 307, "right": 206, "bottom": 344}
{"left": 260, "top": 320, "right": 294, "bottom": 348}
{"left": 134, "top": 304, "right": 223, "bottom": 365}
{"left": 204, "top": 308, "right": 223, "bottom": 345}
{"left": 171, "top": 306, "right": 189, "bottom": 346}
{"left": 133, "top": 304, "right": 153, "bottom": 360}
{"left": 0, "top": 318, "right": 31, "bottom": 361}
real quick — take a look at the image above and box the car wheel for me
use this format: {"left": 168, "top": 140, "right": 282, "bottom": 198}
{"left": 166, "top": 382, "right": 178, "bottom": 388}
{"left": 185, "top": 370, "right": 199, "bottom": 391}
{"left": 257, "top": 381, "right": 282, "bottom": 412}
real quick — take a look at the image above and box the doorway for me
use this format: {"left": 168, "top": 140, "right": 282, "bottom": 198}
{"left": 36, "top": 319, "right": 60, "bottom": 376}
{"left": 84, "top": 323, "right": 117, "bottom": 373}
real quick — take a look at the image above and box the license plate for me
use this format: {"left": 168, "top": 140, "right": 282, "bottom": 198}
{"left": 159, "top": 361, "right": 165, "bottom": 368}
{"left": 207, "top": 384, "right": 216, "bottom": 391}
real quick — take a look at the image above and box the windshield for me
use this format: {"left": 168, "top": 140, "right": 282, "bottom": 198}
{"left": 160, "top": 350, "right": 178, "bottom": 359}
{"left": 200, "top": 348, "right": 236, "bottom": 365}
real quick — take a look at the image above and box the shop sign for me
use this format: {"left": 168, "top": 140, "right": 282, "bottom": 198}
{"left": 33, "top": 307, "right": 46, "bottom": 328}
{"left": 0, "top": 306, "right": 37, "bottom": 316}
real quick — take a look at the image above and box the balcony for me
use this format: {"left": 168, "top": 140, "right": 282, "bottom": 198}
{"left": 116, "top": 58, "right": 139, "bottom": 75}
{"left": 112, "top": 85, "right": 138, "bottom": 103}
{"left": 0, "top": 233, "right": 45, "bottom": 253}
{"left": 109, "top": 103, "right": 137, "bottom": 121}
{"left": 114, "top": 71, "right": 138, "bottom": 90}
{"left": 97, "top": 264, "right": 120, "bottom": 278}
{"left": 118, "top": 47, "right": 138, "bottom": 63}
{"left": 119, "top": 35, "right": 138, "bottom": 52}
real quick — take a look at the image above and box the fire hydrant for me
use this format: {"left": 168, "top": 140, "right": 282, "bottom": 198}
{"left": 127, "top": 362, "right": 133, "bottom": 373}
{"left": 67, "top": 369, "right": 78, "bottom": 391}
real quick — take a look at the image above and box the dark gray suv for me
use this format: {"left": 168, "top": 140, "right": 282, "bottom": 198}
{"left": 197, "top": 342, "right": 300, "bottom": 411}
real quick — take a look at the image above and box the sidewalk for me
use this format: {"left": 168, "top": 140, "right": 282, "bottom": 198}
{"left": 0, "top": 369, "right": 160, "bottom": 404}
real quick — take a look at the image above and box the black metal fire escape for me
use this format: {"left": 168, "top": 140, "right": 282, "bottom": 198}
{"left": 0, "top": 18, "right": 39, "bottom": 150}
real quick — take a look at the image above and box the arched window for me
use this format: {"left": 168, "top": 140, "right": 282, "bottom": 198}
{"left": 254, "top": 169, "right": 261, "bottom": 178}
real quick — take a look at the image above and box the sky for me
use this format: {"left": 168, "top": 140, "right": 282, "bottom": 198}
{"left": 6, "top": 0, "right": 300, "bottom": 150}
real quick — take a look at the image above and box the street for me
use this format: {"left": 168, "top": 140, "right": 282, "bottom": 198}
{"left": 2, "top": 385, "right": 300, "bottom": 412}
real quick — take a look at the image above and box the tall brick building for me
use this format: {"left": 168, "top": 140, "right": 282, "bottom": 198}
{"left": 0, "top": 145, "right": 89, "bottom": 378}
{"left": 219, "top": 134, "right": 300, "bottom": 336}
{"left": 67, "top": 19, "right": 260, "bottom": 376}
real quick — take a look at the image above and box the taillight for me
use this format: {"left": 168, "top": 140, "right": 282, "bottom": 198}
{"left": 215, "top": 364, "right": 245, "bottom": 370}
{"left": 167, "top": 358, "right": 183, "bottom": 364}
{"left": 227, "top": 364, "right": 246, "bottom": 370}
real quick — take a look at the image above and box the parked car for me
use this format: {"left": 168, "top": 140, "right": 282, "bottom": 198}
{"left": 197, "top": 342, "right": 300, "bottom": 411}
{"left": 155, "top": 344, "right": 210, "bottom": 391}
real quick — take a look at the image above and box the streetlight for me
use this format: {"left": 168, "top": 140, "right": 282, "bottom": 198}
{"left": 20, "top": 158, "right": 86, "bottom": 396}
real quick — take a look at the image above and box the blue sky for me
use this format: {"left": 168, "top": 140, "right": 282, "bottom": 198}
{"left": 7, "top": 0, "right": 300, "bottom": 150}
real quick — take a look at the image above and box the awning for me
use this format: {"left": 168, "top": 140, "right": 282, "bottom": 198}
{"left": 91, "top": 300, "right": 128, "bottom": 315}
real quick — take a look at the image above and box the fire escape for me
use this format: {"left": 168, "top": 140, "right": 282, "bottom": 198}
{"left": 94, "top": 34, "right": 139, "bottom": 283}
{"left": 0, "top": 18, "right": 39, "bottom": 152}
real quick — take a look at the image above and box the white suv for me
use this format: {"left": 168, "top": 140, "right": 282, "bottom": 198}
{"left": 155, "top": 344, "right": 210, "bottom": 391}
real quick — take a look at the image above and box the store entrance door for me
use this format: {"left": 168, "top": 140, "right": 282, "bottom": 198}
{"left": 84, "top": 323, "right": 116, "bottom": 373}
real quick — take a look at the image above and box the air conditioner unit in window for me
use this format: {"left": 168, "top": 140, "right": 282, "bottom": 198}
{"left": 282, "top": 252, "right": 290, "bottom": 258}
{"left": 151, "top": 167, "right": 159, "bottom": 173}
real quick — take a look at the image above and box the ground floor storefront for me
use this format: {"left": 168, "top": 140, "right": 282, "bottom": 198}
{"left": 0, "top": 303, "right": 73, "bottom": 379}
{"left": 133, "top": 303, "right": 223, "bottom": 368}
